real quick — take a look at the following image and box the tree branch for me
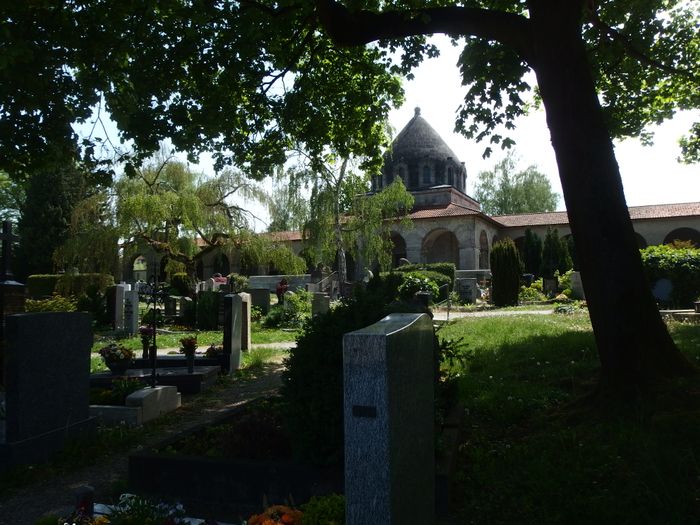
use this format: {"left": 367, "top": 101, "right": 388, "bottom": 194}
{"left": 315, "top": 0, "right": 532, "bottom": 59}
{"left": 589, "top": 10, "right": 697, "bottom": 80}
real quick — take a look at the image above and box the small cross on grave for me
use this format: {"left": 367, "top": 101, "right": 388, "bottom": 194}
{"left": 0, "top": 220, "right": 18, "bottom": 282}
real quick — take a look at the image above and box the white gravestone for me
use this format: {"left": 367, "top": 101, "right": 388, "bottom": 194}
{"left": 123, "top": 289, "right": 140, "bottom": 335}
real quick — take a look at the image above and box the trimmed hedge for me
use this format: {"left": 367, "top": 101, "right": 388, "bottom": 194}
{"left": 490, "top": 238, "right": 523, "bottom": 307}
{"left": 281, "top": 277, "right": 430, "bottom": 466}
{"left": 640, "top": 245, "right": 700, "bottom": 308}
{"left": 26, "top": 275, "right": 61, "bottom": 298}
{"left": 55, "top": 273, "right": 114, "bottom": 297}
{"left": 394, "top": 262, "right": 456, "bottom": 288}
{"left": 27, "top": 273, "right": 114, "bottom": 300}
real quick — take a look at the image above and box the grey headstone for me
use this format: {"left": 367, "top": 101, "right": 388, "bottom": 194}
{"left": 239, "top": 292, "right": 251, "bottom": 351}
{"left": 114, "top": 283, "right": 129, "bottom": 330}
{"left": 652, "top": 278, "right": 673, "bottom": 302}
{"left": 207, "top": 278, "right": 217, "bottom": 292}
{"left": 249, "top": 288, "right": 270, "bottom": 315}
{"left": 223, "top": 294, "right": 242, "bottom": 373}
{"left": 283, "top": 290, "right": 295, "bottom": 309}
{"left": 454, "top": 278, "right": 478, "bottom": 303}
{"left": 569, "top": 271, "right": 585, "bottom": 300}
{"left": 179, "top": 296, "right": 193, "bottom": 319}
{"left": 124, "top": 289, "right": 140, "bottom": 335}
{"left": 1, "top": 312, "right": 96, "bottom": 469}
{"left": 312, "top": 292, "right": 330, "bottom": 317}
{"left": 343, "top": 313, "right": 435, "bottom": 525}
{"left": 164, "top": 296, "right": 177, "bottom": 316}
{"left": 543, "top": 277, "right": 559, "bottom": 297}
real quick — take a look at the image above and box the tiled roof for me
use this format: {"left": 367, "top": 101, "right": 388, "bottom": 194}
{"left": 493, "top": 210, "right": 570, "bottom": 228}
{"left": 628, "top": 202, "right": 700, "bottom": 220}
{"left": 264, "top": 230, "right": 303, "bottom": 242}
{"left": 410, "top": 203, "right": 482, "bottom": 219}
{"left": 493, "top": 202, "right": 700, "bottom": 228}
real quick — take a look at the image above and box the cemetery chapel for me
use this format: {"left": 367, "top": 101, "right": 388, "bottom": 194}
{"left": 127, "top": 107, "right": 700, "bottom": 281}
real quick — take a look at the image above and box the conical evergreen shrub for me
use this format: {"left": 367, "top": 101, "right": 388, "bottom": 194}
{"left": 490, "top": 238, "right": 523, "bottom": 306}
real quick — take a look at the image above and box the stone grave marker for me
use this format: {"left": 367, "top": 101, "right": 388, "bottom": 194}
{"left": 652, "top": 278, "right": 673, "bottom": 304}
{"left": 569, "top": 271, "right": 585, "bottom": 300}
{"left": 0, "top": 220, "right": 25, "bottom": 341}
{"left": 312, "top": 292, "right": 330, "bottom": 317}
{"left": 249, "top": 288, "right": 270, "bottom": 315}
{"left": 124, "top": 289, "right": 140, "bottom": 335}
{"left": 343, "top": 313, "right": 435, "bottom": 525}
{"left": 283, "top": 290, "right": 295, "bottom": 308}
{"left": 454, "top": 277, "right": 478, "bottom": 303}
{"left": 239, "top": 292, "right": 251, "bottom": 351}
{"left": 207, "top": 278, "right": 217, "bottom": 291}
{"left": 114, "top": 283, "right": 130, "bottom": 330}
{"left": 223, "top": 294, "right": 243, "bottom": 373}
{"left": 179, "top": 296, "right": 193, "bottom": 322}
{"left": 543, "top": 277, "right": 559, "bottom": 297}
{"left": 0, "top": 312, "right": 97, "bottom": 471}
{"left": 164, "top": 296, "right": 177, "bottom": 317}
{"left": 105, "top": 285, "right": 117, "bottom": 329}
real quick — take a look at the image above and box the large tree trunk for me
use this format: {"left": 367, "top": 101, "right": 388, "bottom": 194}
{"left": 527, "top": 0, "right": 695, "bottom": 389}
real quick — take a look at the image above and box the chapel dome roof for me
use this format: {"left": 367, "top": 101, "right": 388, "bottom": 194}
{"left": 385, "top": 107, "right": 460, "bottom": 163}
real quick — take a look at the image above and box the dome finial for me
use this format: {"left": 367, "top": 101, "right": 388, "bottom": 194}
{"left": 414, "top": 107, "right": 421, "bottom": 117}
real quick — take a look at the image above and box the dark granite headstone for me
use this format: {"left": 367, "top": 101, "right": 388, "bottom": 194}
{"left": 223, "top": 294, "right": 242, "bottom": 373}
{"left": 0, "top": 312, "right": 96, "bottom": 470}
{"left": 343, "top": 313, "right": 435, "bottom": 525}
{"left": 105, "top": 286, "right": 117, "bottom": 329}
{"left": 248, "top": 288, "right": 270, "bottom": 315}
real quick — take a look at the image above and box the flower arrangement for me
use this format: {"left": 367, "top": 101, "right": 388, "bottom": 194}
{"left": 98, "top": 343, "right": 135, "bottom": 364}
{"left": 139, "top": 325, "right": 154, "bottom": 343}
{"left": 247, "top": 505, "right": 303, "bottom": 525}
{"left": 179, "top": 335, "right": 198, "bottom": 357}
{"left": 205, "top": 344, "right": 224, "bottom": 358}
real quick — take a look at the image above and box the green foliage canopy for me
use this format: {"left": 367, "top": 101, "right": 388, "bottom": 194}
{"left": 473, "top": 151, "right": 559, "bottom": 215}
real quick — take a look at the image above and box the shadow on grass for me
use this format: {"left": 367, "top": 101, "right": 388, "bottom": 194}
{"left": 448, "top": 322, "right": 700, "bottom": 525}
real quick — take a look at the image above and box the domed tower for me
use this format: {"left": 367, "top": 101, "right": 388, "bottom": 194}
{"left": 374, "top": 107, "right": 468, "bottom": 195}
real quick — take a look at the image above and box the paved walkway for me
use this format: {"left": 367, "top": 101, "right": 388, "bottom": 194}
{"left": 432, "top": 308, "right": 554, "bottom": 321}
{"left": 155, "top": 340, "right": 296, "bottom": 356}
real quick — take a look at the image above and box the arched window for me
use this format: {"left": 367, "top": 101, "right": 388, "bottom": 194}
{"left": 447, "top": 167, "right": 454, "bottom": 185}
{"left": 422, "top": 165, "right": 431, "bottom": 185}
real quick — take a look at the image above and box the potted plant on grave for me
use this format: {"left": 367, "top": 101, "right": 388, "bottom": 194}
{"left": 98, "top": 343, "right": 135, "bottom": 376}
{"left": 180, "top": 335, "right": 198, "bottom": 374}
{"left": 139, "top": 325, "right": 155, "bottom": 359}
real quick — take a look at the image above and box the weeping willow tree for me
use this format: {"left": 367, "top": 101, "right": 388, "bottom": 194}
{"left": 58, "top": 151, "right": 306, "bottom": 280}
{"left": 303, "top": 154, "right": 414, "bottom": 285}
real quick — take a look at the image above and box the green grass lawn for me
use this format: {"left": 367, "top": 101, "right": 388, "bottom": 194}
{"left": 438, "top": 311, "right": 700, "bottom": 524}
{"left": 92, "top": 323, "right": 297, "bottom": 353}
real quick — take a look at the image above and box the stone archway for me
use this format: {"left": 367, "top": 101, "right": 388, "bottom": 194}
{"left": 478, "top": 230, "right": 490, "bottom": 269}
{"left": 129, "top": 254, "right": 148, "bottom": 282}
{"left": 390, "top": 232, "right": 407, "bottom": 268}
{"left": 422, "top": 229, "right": 459, "bottom": 267}
{"left": 663, "top": 227, "right": 700, "bottom": 247}
{"left": 212, "top": 252, "right": 231, "bottom": 276}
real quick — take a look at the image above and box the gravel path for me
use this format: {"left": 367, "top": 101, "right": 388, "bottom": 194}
{"left": 0, "top": 363, "right": 286, "bottom": 525}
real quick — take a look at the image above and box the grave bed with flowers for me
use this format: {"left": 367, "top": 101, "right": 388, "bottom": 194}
{"left": 127, "top": 396, "right": 343, "bottom": 522}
